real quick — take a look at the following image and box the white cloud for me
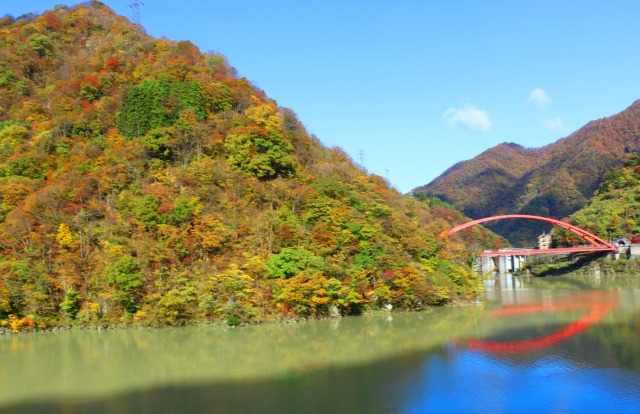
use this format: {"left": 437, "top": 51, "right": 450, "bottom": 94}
{"left": 442, "top": 103, "right": 492, "bottom": 132}
{"left": 525, "top": 88, "right": 551, "bottom": 107}
{"left": 543, "top": 117, "right": 567, "bottom": 132}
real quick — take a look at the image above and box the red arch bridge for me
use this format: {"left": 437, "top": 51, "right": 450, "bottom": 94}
{"left": 444, "top": 214, "right": 617, "bottom": 258}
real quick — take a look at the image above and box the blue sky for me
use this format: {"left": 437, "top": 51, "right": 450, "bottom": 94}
{"left": 6, "top": 1, "right": 640, "bottom": 193}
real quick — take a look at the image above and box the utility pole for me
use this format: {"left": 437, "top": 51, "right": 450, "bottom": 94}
{"left": 358, "top": 149, "right": 365, "bottom": 169}
{"left": 129, "top": 0, "right": 143, "bottom": 25}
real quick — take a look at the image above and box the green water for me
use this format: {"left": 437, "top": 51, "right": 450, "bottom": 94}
{"left": 2, "top": 273, "right": 640, "bottom": 413}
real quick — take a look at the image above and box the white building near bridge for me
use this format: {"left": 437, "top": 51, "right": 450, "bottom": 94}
{"left": 538, "top": 231, "right": 553, "bottom": 250}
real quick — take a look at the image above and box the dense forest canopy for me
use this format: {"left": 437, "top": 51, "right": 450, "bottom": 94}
{"left": 0, "top": 2, "right": 498, "bottom": 332}
{"left": 552, "top": 153, "right": 640, "bottom": 246}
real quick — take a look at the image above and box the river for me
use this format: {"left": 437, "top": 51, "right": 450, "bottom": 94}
{"left": 1, "top": 272, "right": 639, "bottom": 413}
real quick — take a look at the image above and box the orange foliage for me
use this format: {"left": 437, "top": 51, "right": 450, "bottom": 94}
{"left": 0, "top": 3, "right": 484, "bottom": 330}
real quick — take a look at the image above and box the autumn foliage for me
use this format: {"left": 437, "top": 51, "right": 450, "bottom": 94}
{"left": 552, "top": 153, "right": 640, "bottom": 244}
{"left": 0, "top": 2, "right": 487, "bottom": 331}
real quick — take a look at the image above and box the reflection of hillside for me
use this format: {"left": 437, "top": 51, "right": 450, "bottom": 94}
{"left": 1, "top": 349, "right": 439, "bottom": 414}
{"left": 585, "top": 320, "right": 640, "bottom": 369}
{"left": 0, "top": 308, "right": 482, "bottom": 409}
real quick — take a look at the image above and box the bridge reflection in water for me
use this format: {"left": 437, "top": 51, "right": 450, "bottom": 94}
{"left": 465, "top": 271, "right": 640, "bottom": 357}
{"left": 467, "top": 289, "right": 619, "bottom": 354}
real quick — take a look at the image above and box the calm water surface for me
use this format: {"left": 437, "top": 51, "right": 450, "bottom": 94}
{"left": 1, "top": 273, "right": 640, "bottom": 413}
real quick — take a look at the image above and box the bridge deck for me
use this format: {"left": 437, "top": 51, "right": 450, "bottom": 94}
{"left": 480, "top": 246, "right": 617, "bottom": 257}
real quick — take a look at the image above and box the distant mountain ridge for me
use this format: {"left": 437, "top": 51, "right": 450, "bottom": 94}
{"left": 414, "top": 100, "right": 640, "bottom": 244}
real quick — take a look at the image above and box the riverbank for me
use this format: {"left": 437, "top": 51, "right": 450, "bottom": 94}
{"left": 0, "top": 296, "right": 482, "bottom": 335}
{"left": 521, "top": 252, "right": 640, "bottom": 277}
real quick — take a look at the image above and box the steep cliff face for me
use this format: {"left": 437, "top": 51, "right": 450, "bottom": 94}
{"left": 415, "top": 100, "right": 640, "bottom": 244}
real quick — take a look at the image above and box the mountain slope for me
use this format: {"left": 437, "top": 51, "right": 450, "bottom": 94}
{"left": 414, "top": 100, "right": 640, "bottom": 244}
{"left": 555, "top": 153, "right": 640, "bottom": 244}
{"left": 0, "top": 2, "right": 497, "bottom": 330}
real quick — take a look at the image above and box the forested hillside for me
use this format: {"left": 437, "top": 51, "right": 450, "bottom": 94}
{"left": 553, "top": 153, "right": 640, "bottom": 246}
{"left": 0, "top": 2, "right": 497, "bottom": 331}
{"left": 415, "top": 101, "right": 640, "bottom": 244}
